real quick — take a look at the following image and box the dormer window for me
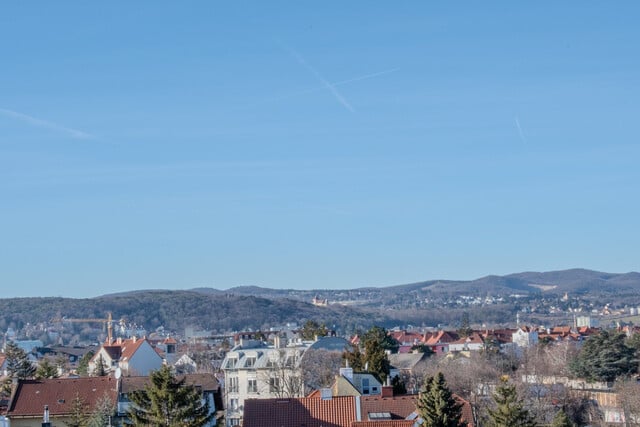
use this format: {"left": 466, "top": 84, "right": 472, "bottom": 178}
{"left": 245, "top": 357, "right": 256, "bottom": 368}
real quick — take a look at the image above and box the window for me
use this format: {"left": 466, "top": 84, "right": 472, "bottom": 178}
{"left": 230, "top": 417, "right": 241, "bottom": 426}
{"left": 226, "top": 358, "right": 238, "bottom": 369}
{"left": 247, "top": 379, "right": 258, "bottom": 393}
{"left": 362, "top": 378, "right": 370, "bottom": 395}
{"left": 284, "top": 353, "right": 298, "bottom": 367}
{"left": 245, "top": 357, "right": 256, "bottom": 368}
{"left": 266, "top": 357, "right": 278, "bottom": 368}
{"left": 227, "top": 376, "right": 239, "bottom": 393}
{"left": 269, "top": 377, "right": 281, "bottom": 392}
{"left": 230, "top": 398, "right": 238, "bottom": 410}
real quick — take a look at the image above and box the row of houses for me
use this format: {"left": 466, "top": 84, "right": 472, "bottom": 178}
{"left": 0, "top": 373, "right": 222, "bottom": 426}
{"left": 385, "top": 324, "right": 606, "bottom": 355}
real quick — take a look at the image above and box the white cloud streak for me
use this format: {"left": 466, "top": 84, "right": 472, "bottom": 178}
{"left": 0, "top": 108, "right": 93, "bottom": 139}
{"left": 234, "top": 68, "right": 400, "bottom": 112}
{"left": 515, "top": 116, "right": 527, "bottom": 144}
{"left": 280, "top": 44, "right": 356, "bottom": 112}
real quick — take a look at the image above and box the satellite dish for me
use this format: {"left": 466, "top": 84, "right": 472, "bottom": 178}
{"left": 114, "top": 367, "right": 122, "bottom": 379}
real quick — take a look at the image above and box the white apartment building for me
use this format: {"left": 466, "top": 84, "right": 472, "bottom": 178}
{"left": 222, "top": 337, "right": 310, "bottom": 427}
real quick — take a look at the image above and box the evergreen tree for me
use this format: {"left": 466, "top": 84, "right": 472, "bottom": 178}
{"left": 64, "top": 393, "right": 90, "bottom": 427}
{"left": 486, "top": 377, "right": 537, "bottom": 427}
{"left": 363, "top": 335, "right": 391, "bottom": 383}
{"left": 92, "top": 355, "right": 107, "bottom": 377}
{"left": 569, "top": 330, "right": 637, "bottom": 382}
{"left": 458, "top": 312, "right": 473, "bottom": 338}
{"left": 127, "top": 365, "right": 214, "bottom": 427}
{"left": 362, "top": 326, "right": 399, "bottom": 353}
{"left": 342, "top": 344, "right": 365, "bottom": 372}
{"left": 392, "top": 375, "right": 407, "bottom": 395}
{"left": 77, "top": 351, "right": 94, "bottom": 377}
{"left": 87, "top": 394, "right": 115, "bottom": 427}
{"left": 416, "top": 372, "right": 465, "bottom": 427}
{"left": 4, "top": 341, "right": 36, "bottom": 379}
{"left": 36, "top": 358, "right": 60, "bottom": 379}
{"left": 551, "top": 409, "right": 574, "bottom": 427}
{"left": 343, "top": 326, "right": 395, "bottom": 383}
{"left": 299, "top": 320, "right": 328, "bottom": 341}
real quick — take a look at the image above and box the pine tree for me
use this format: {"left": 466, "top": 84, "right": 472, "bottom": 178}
{"left": 551, "top": 409, "right": 574, "bottom": 427}
{"left": 486, "top": 377, "right": 537, "bottom": 427}
{"left": 77, "top": 351, "right": 94, "bottom": 377}
{"left": 86, "top": 393, "right": 115, "bottom": 427}
{"left": 36, "top": 358, "right": 60, "bottom": 379}
{"left": 458, "top": 312, "right": 473, "bottom": 338}
{"left": 363, "top": 336, "right": 391, "bottom": 383}
{"left": 4, "top": 341, "right": 36, "bottom": 379}
{"left": 65, "top": 393, "right": 90, "bottom": 427}
{"left": 416, "top": 372, "right": 466, "bottom": 427}
{"left": 128, "top": 365, "right": 215, "bottom": 427}
{"left": 569, "top": 330, "right": 637, "bottom": 382}
{"left": 342, "top": 344, "right": 365, "bottom": 372}
{"left": 92, "top": 355, "right": 107, "bottom": 377}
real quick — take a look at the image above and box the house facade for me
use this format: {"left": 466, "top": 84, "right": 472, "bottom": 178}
{"left": 88, "top": 337, "right": 163, "bottom": 376}
{"left": 221, "top": 338, "right": 309, "bottom": 426}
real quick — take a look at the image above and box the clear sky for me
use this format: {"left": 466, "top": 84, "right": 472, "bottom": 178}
{"left": 1, "top": 3, "right": 639, "bottom": 298}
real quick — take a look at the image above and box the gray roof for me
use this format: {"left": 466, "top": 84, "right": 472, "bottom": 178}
{"left": 307, "top": 337, "right": 350, "bottom": 352}
{"left": 388, "top": 353, "right": 428, "bottom": 370}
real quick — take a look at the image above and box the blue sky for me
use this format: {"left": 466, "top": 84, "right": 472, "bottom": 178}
{"left": 1, "top": 3, "right": 639, "bottom": 298}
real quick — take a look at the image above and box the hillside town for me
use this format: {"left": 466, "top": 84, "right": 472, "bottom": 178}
{"left": 0, "top": 310, "right": 639, "bottom": 427}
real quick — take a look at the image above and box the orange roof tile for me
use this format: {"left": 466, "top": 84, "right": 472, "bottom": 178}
{"left": 120, "top": 338, "right": 146, "bottom": 361}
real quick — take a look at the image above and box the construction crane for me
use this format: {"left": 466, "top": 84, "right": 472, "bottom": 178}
{"left": 52, "top": 312, "right": 118, "bottom": 343}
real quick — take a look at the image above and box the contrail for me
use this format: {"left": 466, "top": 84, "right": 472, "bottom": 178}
{"left": 235, "top": 68, "right": 400, "bottom": 111}
{"left": 0, "top": 108, "right": 93, "bottom": 139}
{"left": 333, "top": 68, "right": 400, "bottom": 87}
{"left": 281, "top": 43, "right": 355, "bottom": 112}
{"left": 515, "top": 116, "right": 527, "bottom": 144}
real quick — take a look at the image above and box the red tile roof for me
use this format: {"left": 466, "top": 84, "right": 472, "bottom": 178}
{"left": 7, "top": 377, "right": 118, "bottom": 417}
{"left": 91, "top": 337, "right": 149, "bottom": 364}
{"left": 243, "top": 396, "right": 357, "bottom": 427}
{"left": 425, "top": 331, "right": 459, "bottom": 345}
{"left": 244, "top": 393, "right": 474, "bottom": 427}
{"left": 120, "top": 338, "right": 147, "bottom": 361}
{"left": 389, "top": 331, "right": 423, "bottom": 345}
{"left": 361, "top": 394, "right": 474, "bottom": 427}
{"left": 360, "top": 395, "right": 417, "bottom": 419}
{"left": 450, "top": 332, "right": 484, "bottom": 345}
{"left": 352, "top": 422, "right": 414, "bottom": 427}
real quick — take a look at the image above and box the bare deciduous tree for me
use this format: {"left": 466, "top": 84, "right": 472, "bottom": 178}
{"left": 300, "top": 349, "right": 343, "bottom": 394}
{"left": 258, "top": 349, "right": 304, "bottom": 398}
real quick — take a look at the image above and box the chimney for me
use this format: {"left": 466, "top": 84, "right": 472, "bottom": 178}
{"left": 42, "top": 405, "right": 51, "bottom": 427}
{"left": 320, "top": 388, "right": 332, "bottom": 400}
{"left": 381, "top": 385, "right": 394, "bottom": 398}
{"left": 339, "top": 366, "right": 353, "bottom": 381}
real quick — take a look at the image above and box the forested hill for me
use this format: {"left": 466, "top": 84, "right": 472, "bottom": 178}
{"left": 206, "top": 269, "right": 640, "bottom": 300}
{"left": 0, "top": 291, "right": 396, "bottom": 336}
{"left": 2, "top": 269, "right": 638, "bottom": 338}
